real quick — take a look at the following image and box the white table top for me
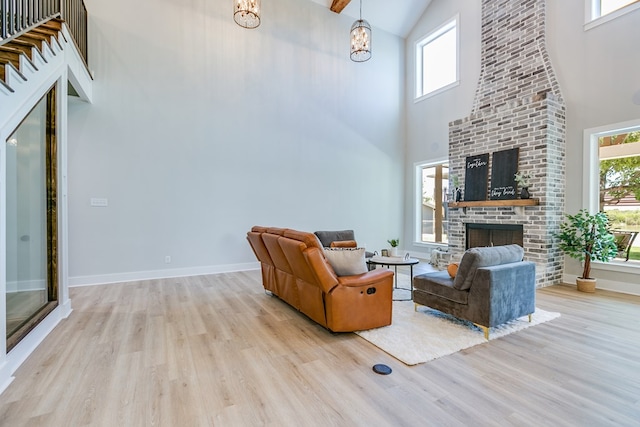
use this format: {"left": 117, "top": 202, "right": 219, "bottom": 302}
{"left": 367, "top": 256, "right": 420, "bottom": 266}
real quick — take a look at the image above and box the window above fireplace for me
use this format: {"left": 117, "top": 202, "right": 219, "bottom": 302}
{"left": 414, "top": 15, "right": 459, "bottom": 102}
{"left": 585, "top": 0, "right": 640, "bottom": 30}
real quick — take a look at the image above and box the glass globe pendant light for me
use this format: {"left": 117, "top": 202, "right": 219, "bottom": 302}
{"left": 234, "top": 0, "right": 261, "bottom": 29}
{"left": 350, "top": 0, "right": 371, "bottom": 62}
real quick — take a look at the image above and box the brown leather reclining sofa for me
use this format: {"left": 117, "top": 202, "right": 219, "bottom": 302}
{"left": 246, "top": 226, "right": 394, "bottom": 332}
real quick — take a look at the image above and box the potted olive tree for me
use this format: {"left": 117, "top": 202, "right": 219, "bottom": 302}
{"left": 555, "top": 209, "right": 618, "bottom": 292}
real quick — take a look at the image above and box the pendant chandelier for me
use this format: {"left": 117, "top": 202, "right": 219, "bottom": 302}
{"left": 234, "top": 0, "right": 261, "bottom": 29}
{"left": 350, "top": 0, "right": 371, "bottom": 62}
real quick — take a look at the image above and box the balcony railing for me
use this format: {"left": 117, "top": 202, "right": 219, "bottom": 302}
{"left": 1, "top": 0, "right": 88, "bottom": 64}
{"left": 61, "top": 0, "right": 87, "bottom": 64}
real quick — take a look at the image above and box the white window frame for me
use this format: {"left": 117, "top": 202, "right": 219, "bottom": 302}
{"left": 584, "top": 0, "right": 640, "bottom": 31}
{"left": 414, "top": 158, "right": 449, "bottom": 246}
{"left": 583, "top": 118, "right": 640, "bottom": 275}
{"left": 414, "top": 15, "right": 460, "bottom": 103}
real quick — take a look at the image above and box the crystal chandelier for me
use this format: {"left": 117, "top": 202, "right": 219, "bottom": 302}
{"left": 234, "top": 0, "right": 261, "bottom": 29}
{"left": 350, "top": 0, "right": 371, "bottom": 62}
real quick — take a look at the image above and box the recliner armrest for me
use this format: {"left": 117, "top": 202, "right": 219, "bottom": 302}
{"left": 337, "top": 268, "right": 394, "bottom": 287}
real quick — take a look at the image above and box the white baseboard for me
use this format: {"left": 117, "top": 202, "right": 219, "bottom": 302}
{"left": 69, "top": 262, "right": 261, "bottom": 287}
{"left": 0, "top": 303, "right": 72, "bottom": 394}
{"left": 0, "top": 362, "right": 14, "bottom": 396}
{"left": 563, "top": 274, "right": 640, "bottom": 296}
{"left": 406, "top": 249, "right": 432, "bottom": 260}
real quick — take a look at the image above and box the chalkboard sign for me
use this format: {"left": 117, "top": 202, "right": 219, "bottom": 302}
{"left": 464, "top": 153, "right": 489, "bottom": 201}
{"left": 490, "top": 148, "right": 519, "bottom": 200}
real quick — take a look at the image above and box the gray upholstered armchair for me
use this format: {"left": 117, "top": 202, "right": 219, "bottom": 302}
{"left": 412, "top": 244, "right": 535, "bottom": 339}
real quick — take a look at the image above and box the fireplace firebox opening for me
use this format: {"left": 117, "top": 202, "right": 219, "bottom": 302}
{"left": 466, "top": 223, "right": 524, "bottom": 249}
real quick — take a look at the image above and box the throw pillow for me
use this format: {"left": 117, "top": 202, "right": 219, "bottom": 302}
{"left": 447, "top": 263, "right": 459, "bottom": 278}
{"left": 323, "top": 247, "right": 368, "bottom": 276}
{"left": 330, "top": 240, "right": 358, "bottom": 248}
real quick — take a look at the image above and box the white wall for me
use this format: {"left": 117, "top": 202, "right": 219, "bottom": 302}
{"left": 546, "top": 0, "right": 640, "bottom": 292}
{"left": 0, "top": 22, "right": 87, "bottom": 392}
{"left": 404, "top": 0, "right": 640, "bottom": 293}
{"left": 68, "top": 0, "right": 405, "bottom": 284}
{"left": 403, "top": 0, "right": 481, "bottom": 256}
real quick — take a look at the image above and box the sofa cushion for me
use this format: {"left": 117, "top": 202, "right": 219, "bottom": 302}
{"left": 453, "top": 244, "right": 525, "bottom": 291}
{"left": 315, "top": 230, "right": 356, "bottom": 247}
{"left": 413, "top": 271, "right": 469, "bottom": 305}
{"left": 323, "top": 247, "right": 367, "bottom": 276}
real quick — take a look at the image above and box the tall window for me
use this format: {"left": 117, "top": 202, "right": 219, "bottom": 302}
{"left": 415, "top": 16, "right": 458, "bottom": 101}
{"left": 586, "top": 0, "right": 640, "bottom": 28}
{"left": 592, "top": 0, "right": 640, "bottom": 18}
{"left": 416, "top": 162, "right": 449, "bottom": 244}
{"left": 584, "top": 121, "right": 640, "bottom": 264}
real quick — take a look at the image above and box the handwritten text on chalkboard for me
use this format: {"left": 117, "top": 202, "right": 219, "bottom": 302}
{"left": 467, "top": 157, "right": 488, "bottom": 169}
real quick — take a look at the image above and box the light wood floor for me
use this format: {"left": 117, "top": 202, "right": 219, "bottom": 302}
{"left": 0, "top": 268, "right": 639, "bottom": 426}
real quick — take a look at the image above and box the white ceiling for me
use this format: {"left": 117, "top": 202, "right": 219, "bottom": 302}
{"left": 308, "top": 0, "right": 433, "bottom": 37}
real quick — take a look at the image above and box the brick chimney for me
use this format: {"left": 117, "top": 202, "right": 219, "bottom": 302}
{"left": 448, "top": 0, "right": 566, "bottom": 288}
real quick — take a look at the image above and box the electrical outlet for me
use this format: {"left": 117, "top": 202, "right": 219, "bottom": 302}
{"left": 164, "top": 256, "right": 171, "bottom": 264}
{"left": 90, "top": 198, "right": 108, "bottom": 207}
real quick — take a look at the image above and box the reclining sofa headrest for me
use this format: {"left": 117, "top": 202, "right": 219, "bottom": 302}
{"left": 284, "top": 229, "right": 323, "bottom": 250}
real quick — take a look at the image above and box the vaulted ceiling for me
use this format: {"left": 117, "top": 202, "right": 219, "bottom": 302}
{"left": 329, "top": 0, "right": 351, "bottom": 13}
{"left": 308, "top": 0, "right": 433, "bottom": 37}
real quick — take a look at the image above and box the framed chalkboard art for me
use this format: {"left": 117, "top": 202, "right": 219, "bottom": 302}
{"left": 463, "top": 153, "right": 489, "bottom": 201}
{"left": 490, "top": 148, "right": 519, "bottom": 200}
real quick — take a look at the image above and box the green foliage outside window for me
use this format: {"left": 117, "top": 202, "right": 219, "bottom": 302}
{"left": 605, "top": 210, "right": 640, "bottom": 227}
{"left": 599, "top": 131, "right": 640, "bottom": 209}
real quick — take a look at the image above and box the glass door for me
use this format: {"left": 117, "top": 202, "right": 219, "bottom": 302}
{"left": 5, "top": 86, "right": 58, "bottom": 352}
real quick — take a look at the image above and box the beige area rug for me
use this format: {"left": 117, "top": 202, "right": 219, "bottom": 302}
{"left": 356, "top": 276, "right": 560, "bottom": 365}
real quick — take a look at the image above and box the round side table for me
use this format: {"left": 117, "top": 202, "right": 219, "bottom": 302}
{"left": 366, "top": 257, "right": 420, "bottom": 301}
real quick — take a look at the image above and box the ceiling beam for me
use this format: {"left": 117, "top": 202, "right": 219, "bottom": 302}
{"left": 330, "top": 0, "right": 352, "bottom": 14}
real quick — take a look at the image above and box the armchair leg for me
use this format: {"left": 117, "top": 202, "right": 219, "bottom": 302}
{"left": 474, "top": 323, "right": 489, "bottom": 340}
{"left": 529, "top": 313, "right": 532, "bottom": 323}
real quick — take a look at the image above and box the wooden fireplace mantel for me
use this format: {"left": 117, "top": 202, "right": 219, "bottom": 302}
{"left": 448, "top": 198, "right": 539, "bottom": 214}
{"left": 448, "top": 199, "right": 539, "bottom": 208}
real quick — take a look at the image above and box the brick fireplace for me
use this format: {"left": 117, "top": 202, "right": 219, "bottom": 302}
{"left": 448, "top": 0, "right": 565, "bottom": 287}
